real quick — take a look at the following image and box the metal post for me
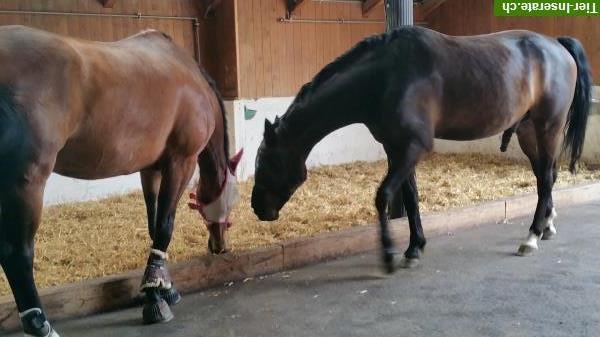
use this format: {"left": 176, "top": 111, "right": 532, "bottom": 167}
{"left": 384, "top": 0, "right": 412, "bottom": 219}
{"left": 385, "top": 0, "right": 413, "bottom": 30}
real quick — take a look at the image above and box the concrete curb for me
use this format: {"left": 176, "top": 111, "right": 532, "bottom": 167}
{"left": 1, "top": 182, "right": 599, "bottom": 331}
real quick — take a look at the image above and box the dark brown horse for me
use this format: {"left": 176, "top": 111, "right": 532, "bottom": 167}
{"left": 0, "top": 26, "right": 242, "bottom": 336}
{"left": 252, "top": 27, "right": 592, "bottom": 273}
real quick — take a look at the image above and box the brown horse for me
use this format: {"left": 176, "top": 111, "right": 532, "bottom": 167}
{"left": 252, "top": 27, "right": 592, "bottom": 273}
{"left": 0, "top": 26, "right": 242, "bottom": 336}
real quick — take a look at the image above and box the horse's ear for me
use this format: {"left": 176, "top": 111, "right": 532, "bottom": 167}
{"left": 264, "top": 119, "right": 277, "bottom": 145}
{"left": 229, "top": 148, "right": 244, "bottom": 173}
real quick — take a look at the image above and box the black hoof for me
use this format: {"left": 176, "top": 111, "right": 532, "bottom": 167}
{"left": 382, "top": 251, "right": 396, "bottom": 274}
{"left": 160, "top": 286, "right": 182, "bottom": 306}
{"left": 143, "top": 298, "right": 174, "bottom": 325}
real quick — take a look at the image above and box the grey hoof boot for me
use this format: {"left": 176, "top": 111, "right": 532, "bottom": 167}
{"left": 143, "top": 298, "right": 174, "bottom": 325}
{"left": 160, "top": 286, "right": 182, "bottom": 306}
{"left": 20, "top": 308, "right": 60, "bottom": 337}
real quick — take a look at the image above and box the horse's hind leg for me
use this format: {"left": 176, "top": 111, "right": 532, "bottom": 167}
{"left": 517, "top": 115, "right": 562, "bottom": 256}
{"left": 141, "top": 156, "right": 196, "bottom": 324}
{"left": 0, "top": 163, "right": 58, "bottom": 336}
{"left": 398, "top": 170, "right": 426, "bottom": 269}
{"left": 141, "top": 168, "right": 183, "bottom": 306}
{"left": 516, "top": 120, "right": 559, "bottom": 244}
{"left": 377, "top": 142, "right": 425, "bottom": 273}
{"left": 141, "top": 168, "right": 162, "bottom": 242}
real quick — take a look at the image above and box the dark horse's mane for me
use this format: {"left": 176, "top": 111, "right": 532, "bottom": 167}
{"left": 198, "top": 66, "right": 229, "bottom": 157}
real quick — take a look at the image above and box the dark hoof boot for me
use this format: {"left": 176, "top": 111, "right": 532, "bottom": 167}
{"left": 160, "top": 286, "right": 182, "bottom": 306}
{"left": 143, "top": 299, "right": 174, "bottom": 325}
{"left": 399, "top": 257, "right": 420, "bottom": 269}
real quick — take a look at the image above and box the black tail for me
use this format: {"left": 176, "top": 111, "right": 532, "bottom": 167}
{"left": 557, "top": 37, "right": 593, "bottom": 173}
{"left": 0, "top": 86, "right": 32, "bottom": 189}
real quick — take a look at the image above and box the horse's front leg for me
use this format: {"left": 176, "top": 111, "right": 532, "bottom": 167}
{"left": 1, "top": 161, "right": 59, "bottom": 337}
{"left": 377, "top": 143, "right": 424, "bottom": 273}
{"left": 141, "top": 157, "right": 196, "bottom": 324}
{"left": 398, "top": 171, "right": 426, "bottom": 269}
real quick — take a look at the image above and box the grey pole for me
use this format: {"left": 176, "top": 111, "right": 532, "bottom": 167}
{"left": 384, "top": 0, "right": 413, "bottom": 219}
{"left": 385, "top": 0, "right": 413, "bottom": 31}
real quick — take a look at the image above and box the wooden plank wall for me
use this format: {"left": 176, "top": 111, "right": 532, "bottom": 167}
{"left": 427, "top": 0, "right": 600, "bottom": 81}
{"left": 0, "top": 0, "right": 238, "bottom": 97}
{"left": 236, "top": 0, "right": 386, "bottom": 99}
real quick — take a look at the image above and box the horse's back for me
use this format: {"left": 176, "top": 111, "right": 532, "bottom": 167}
{"left": 392, "top": 28, "right": 575, "bottom": 140}
{"left": 0, "top": 26, "right": 216, "bottom": 179}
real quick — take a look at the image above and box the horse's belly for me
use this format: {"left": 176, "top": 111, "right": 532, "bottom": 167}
{"left": 53, "top": 140, "right": 163, "bottom": 179}
{"left": 434, "top": 106, "right": 527, "bottom": 141}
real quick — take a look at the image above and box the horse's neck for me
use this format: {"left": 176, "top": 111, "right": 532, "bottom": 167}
{"left": 198, "top": 132, "right": 228, "bottom": 203}
{"left": 279, "top": 103, "right": 364, "bottom": 160}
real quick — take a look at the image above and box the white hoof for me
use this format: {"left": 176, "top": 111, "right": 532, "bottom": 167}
{"left": 542, "top": 208, "right": 557, "bottom": 240}
{"left": 517, "top": 233, "right": 540, "bottom": 256}
{"left": 398, "top": 257, "right": 420, "bottom": 269}
{"left": 24, "top": 328, "right": 60, "bottom": 337}
{"left": 542, "top": 224, "right": 557, "bottom": 240}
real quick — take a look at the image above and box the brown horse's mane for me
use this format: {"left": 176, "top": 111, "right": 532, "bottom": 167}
{"left": 198, "top": 66, "right": 229, "bottom": 157}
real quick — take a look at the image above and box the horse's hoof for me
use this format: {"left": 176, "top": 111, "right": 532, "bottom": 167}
{"left": 160, "top": 286, "right": 182, "bottom": 306}
{"left": 541, "top": 227, "right": 557, "bottom": 240}
{"left": 143, "top": 299, "right": 174, "bottom": 324}
{"left": 398, "top": 257, "right": 420, "bottom": 269}
{"left": 517, "top": 244, "right": 537, "bottom": 257}
{"left": 382, "top": 252, "right": 396, "bottom": 274}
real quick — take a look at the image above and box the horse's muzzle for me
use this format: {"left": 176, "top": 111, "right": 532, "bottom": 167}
{"left": 207, "top": 222, "right": 229, "bottom": 254}
{"left": 255, "top": 208, "right": 280, "bottom": 221}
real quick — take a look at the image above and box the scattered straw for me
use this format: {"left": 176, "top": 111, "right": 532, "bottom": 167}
{"left": 0, "top": 153, "right": 598, "bottom": 296}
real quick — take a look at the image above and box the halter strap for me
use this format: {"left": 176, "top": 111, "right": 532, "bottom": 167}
{"left": 189, "top": 170, "right": 236, "bottom": 227}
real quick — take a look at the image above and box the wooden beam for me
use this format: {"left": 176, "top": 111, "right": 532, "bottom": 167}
{"left": 416, "top": 0, "right": 446, "bottom": 19}
{"left": 203, "top": 0, "right": 223, "bottom": 18}
{"left": 362, "top": 0, "right": 383, "bottom": 16}
{"left": 286, "top": 0, "right": 307, "bottom": 16}
{"left": 100, "top": 0, "right": 115, "bottom": 8}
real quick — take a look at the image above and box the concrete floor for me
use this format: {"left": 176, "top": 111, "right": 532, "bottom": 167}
{"left": 6, "top": 201, "right": 600, "bottom": 337}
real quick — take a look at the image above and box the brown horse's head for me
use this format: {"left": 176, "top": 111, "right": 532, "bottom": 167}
{"left": 189, "top": 149, "right": 244, "bottom": 254}
{"left": 252, "top": 119, "right": 307, "bottom": 221}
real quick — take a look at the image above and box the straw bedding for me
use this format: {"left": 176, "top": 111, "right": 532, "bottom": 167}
{"left": 0, "top": 153, "right": 598, "bottom": 296}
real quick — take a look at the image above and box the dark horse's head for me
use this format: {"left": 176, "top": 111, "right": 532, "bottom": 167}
{"left": 252, "top": 118, "right": 307, "bottom": 221}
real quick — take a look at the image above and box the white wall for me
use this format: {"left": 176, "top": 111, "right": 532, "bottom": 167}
{"left": 41, "top": 90, "right": 600, "bottom": 205}
{"left": 44, "top": 173, "right": 141, "bottom": 206}
{"left": 232, "top": 97, "right": 386, "bottom": 180}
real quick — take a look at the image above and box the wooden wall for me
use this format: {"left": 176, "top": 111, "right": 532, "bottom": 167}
{"left": 0, "top": 0, "right": 238, "bottom": 97}
{"left": 427, "top": 0, "right": 600, "bottom": 81}
{"left": 236, "top": 0, "right": 386, "bottom": 98}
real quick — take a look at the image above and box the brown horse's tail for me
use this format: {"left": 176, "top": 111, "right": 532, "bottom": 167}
{"left": 557, "top": 37, "right": 593, "bottom": 174}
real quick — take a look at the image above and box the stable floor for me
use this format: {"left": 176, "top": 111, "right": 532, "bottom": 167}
{"left": 7, "top": 201, "right": 600, "bottom": 337}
